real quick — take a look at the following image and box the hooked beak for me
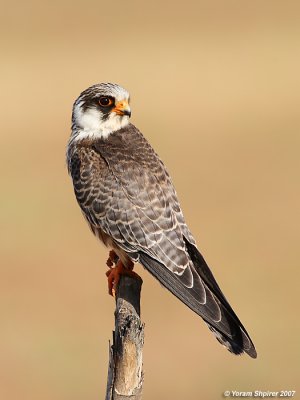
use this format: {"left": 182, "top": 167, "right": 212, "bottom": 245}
{"left": 113, "top": 100, "right": 131, "bottom": 117}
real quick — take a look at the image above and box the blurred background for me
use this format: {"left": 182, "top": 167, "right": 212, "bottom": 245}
{"left": 1, "top": 1, "right": 300, "bottom": 399}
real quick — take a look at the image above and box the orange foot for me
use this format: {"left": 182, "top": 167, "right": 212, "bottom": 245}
{"left": 105, "top": 259, "right": 140, "bottom": 296}
{"left": 106, "top": 250, "right": 119, "bottom": 267}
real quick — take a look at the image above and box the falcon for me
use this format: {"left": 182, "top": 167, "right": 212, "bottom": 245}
{"left": 67, "top": 82, "right": 257, "bottom": 358}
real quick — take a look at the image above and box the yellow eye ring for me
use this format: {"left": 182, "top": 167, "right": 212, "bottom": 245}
{"left": 99, "top": 96, "right": 114, "bottom": 107}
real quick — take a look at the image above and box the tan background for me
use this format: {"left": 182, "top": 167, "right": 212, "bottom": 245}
{"left": 1, "top": 1, "right": 299, "bottom": 399}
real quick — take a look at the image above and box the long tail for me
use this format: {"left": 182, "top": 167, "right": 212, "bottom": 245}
{"left": 139, "top": 239, "right": 257, "bottom": 358}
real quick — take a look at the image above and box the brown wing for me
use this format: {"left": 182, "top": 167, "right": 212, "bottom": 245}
{"left": 69, "top": 126, "right": 196, "bottom": 273}
{"left": 67, "top": 124, "right": 257, "bottom": 358}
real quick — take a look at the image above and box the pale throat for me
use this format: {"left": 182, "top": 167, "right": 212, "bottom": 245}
{"left": 73, "top": 107, "right": 129, "bottom": 141}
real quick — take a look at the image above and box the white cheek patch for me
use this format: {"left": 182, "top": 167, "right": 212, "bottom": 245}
{"left": 73, "top": 103, "right": 129, "bottom": 141}
{"left": 76, "top": 107, "right": 102, "bottom": 132}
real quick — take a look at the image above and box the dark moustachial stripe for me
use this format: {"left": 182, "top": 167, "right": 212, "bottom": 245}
{"left": 80, "top": 94, "right": 115, "bottom": 122}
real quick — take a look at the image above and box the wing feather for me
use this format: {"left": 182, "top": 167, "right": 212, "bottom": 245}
{"left": 68, "top": 124, "right": 256, "bottom": 358}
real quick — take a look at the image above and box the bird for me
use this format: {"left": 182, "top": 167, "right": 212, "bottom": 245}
{"left": 66, "top": 82, "right": 257, "bottom": 358}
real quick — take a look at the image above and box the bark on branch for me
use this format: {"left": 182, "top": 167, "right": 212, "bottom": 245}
{"left": 105, "top": 275, "right": 144, "bottom": 400}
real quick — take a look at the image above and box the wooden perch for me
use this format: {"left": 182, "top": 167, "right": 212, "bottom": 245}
{"left": 105, "top": 275, "right": 144, "bottom": 400}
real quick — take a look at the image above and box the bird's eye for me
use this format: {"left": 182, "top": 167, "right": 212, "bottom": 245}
{"left": 99, "top": 96, "right": 113, "bottom": 107}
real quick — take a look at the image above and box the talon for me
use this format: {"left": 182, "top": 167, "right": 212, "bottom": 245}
{"left": 106, "top": 250, "right": 119, "bottom": 267}
{"left": 106, "top": 259, "right": 113, "bottom": 268}
{"left": 105, "top": 259, "right": 140, "bottom": 296}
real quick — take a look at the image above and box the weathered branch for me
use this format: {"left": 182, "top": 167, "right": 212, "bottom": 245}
{"left": 105, "top": 275, "right": 144, "bottom": 400}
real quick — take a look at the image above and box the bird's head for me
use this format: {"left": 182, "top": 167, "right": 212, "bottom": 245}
{"left": 72, "top": 83, "right": 131, "bottom": 140}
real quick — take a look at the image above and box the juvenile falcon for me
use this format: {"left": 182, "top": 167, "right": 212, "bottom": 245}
{"left": 67, "top": 82, "right": 257, "bottom": 358}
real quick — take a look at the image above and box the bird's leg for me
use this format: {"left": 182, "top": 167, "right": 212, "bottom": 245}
{"left": 105, "top": 258, "right": 141, "bottom": 296}
{"left": 106, "top": 250, "right": 119, "bottom": 268}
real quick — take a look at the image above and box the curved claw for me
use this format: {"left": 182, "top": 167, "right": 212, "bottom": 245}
{"left": 106, "top": 250, "right": 119, "bottom": 267}
{"left": 106, "top": 260, "right": 140, "bottom": 296}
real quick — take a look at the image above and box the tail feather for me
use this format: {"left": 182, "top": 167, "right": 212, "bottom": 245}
{"left": 139, "top": 241, "right": 257, "bottom": 359}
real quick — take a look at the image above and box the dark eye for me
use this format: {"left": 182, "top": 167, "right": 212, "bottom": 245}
{"left": 99, "top": 96, "right": 113, "bottom": 107}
